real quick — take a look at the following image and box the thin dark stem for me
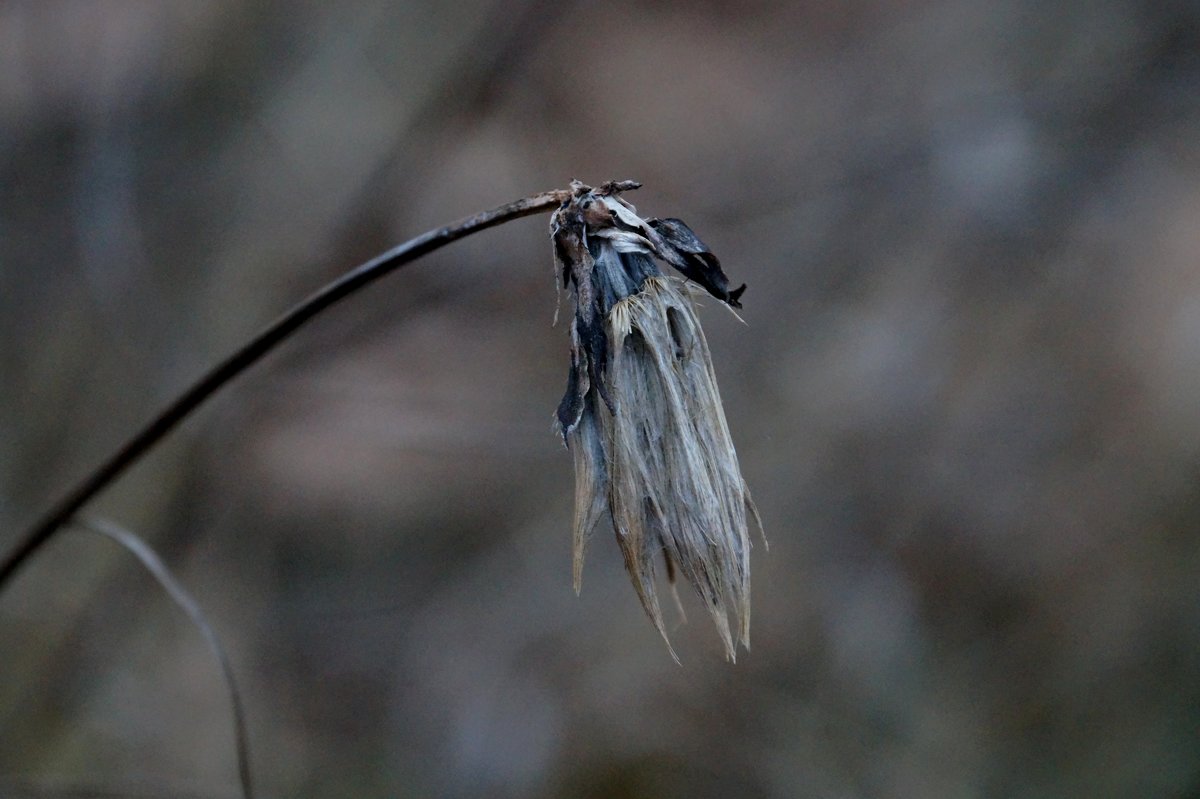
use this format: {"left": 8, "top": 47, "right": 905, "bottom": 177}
{"left": 0, "top": 182, "right": 637, "bottom": 592}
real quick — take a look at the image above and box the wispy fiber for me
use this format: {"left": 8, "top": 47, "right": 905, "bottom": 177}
{"left": 554, "top": 180, "right": 760, "bottom": 661}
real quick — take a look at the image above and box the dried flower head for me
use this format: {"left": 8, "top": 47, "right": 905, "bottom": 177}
{"left": 553, "top": 180, "right": 761, "bottom": 661}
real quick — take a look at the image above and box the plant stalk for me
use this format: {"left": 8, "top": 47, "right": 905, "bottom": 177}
{"left": 0, "top": 183, "right": 635, "bottom": 591}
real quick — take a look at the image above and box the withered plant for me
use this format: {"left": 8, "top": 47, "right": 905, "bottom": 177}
{"left": 1, "top": 180, "right": 762, "bottom": 798}
{"left": 553, "top": 181, "right": 761, "bottom": 660}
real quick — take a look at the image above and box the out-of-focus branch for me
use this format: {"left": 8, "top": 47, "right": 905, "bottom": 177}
{"left": 77, "top": 517, "right": 255, "bottom": 799}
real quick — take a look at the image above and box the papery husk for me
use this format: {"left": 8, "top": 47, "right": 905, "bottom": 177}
{"left": 570, "top": 277, "right": 757, "bottom": 661}
{"left": 554, "top": 182, "right": 759, "bottom": 661}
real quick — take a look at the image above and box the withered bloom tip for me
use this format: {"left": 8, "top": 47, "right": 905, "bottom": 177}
{"left": 552, "top": 180, "right": 760, "bottom": 661}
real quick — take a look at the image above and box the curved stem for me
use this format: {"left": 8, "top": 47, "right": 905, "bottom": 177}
{"left": 0, "top": 184, "right": 634, "bottom": 591}
{"left": 79, "top": 517, "right": 256, "bottom": 799}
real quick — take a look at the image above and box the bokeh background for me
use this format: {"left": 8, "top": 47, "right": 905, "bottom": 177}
{"left": 3, "top": 2, "right": 1200, "bottom": 797}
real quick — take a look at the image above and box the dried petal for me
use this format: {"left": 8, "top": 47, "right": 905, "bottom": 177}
{"left": 569, "top": 392, "right": 609, "bottom": 593}
{"left": 648, "top": 217, "right": 746, "bottom": 307}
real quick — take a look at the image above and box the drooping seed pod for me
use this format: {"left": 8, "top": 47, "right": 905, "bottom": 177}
{"left": 553, "top": 180, "right": 760, "bottom": 661}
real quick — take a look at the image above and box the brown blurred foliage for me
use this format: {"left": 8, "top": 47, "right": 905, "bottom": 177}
{"left": 2, "top": 2, "right": 1199, "bottom": 797}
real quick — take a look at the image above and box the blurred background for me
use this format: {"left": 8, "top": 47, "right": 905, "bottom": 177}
{"left": 2, "top": 2, "right": 1199, "bottom": 797}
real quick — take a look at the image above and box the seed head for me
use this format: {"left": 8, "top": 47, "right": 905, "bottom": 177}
{"left": 552, "top": 180, "right": 760, "bottom": 661}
